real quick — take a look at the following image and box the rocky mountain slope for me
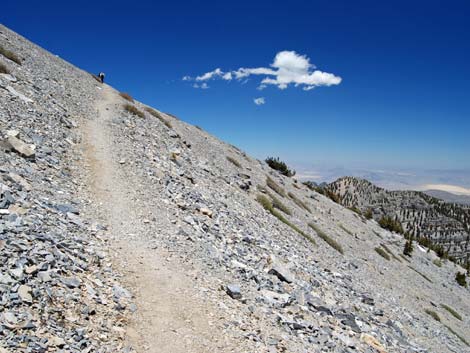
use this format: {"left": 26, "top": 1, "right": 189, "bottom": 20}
{"left": 325, "top": 177, "right": 470, "bottom": 265}
{"left": 1, "top": 24, "right": 470, "bottom": 353}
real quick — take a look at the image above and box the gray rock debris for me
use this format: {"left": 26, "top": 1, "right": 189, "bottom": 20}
{"left": 0, "top": 24, "right": 130, "bottom": 352}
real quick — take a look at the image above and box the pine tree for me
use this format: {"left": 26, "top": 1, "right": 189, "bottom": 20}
{"left": 456, "top": 272, "right": 467, "bottom": 287}
{"left": 403, "top": 240, "right": 413, "bottom": 256}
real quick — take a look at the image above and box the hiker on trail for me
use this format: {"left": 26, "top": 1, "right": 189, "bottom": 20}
{"left": 98, "top": 72, "right": 105, "bottom": 83}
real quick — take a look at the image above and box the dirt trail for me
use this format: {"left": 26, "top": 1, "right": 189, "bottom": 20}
{"left": 80, "top": 86, "right": 233, "bottom": 353}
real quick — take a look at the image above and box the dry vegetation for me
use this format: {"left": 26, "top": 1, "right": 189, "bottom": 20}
{"left": 374, "top": 247, "right": 390, "bottom": 261}
{"left": 226, "top": 156, "right": 241, "bottom": 168}
{"left": 119, "top": 92, "right": 134, "bottom": 102}
{"left": 145, "top": 107, "right": 172, "bottom": 128}
{"left": 0, "top": 45, "right": 21, "bottom": 65}
{"left": 267, "top": 192, "right": 292, "bottom": 215}
{"left": 440, "top": 304, "right": 462, "bottom": 321}
{"left": 288, "top": 192, "right": 312, "bottom": 213}
{"left": 424, "top": 309, "right": 441, "bottom": 322}
{"left": 0, "top": 62, "right": 9, "bottom": 74}
{"left": 339, "top": 224, "right": 354, "bottom": 236}
{"left": 399, "top": 253, "right": 411, "bottom": 263}
{"left": 90, "top": 73, "right": 102, "bottom": 82}
{"left": 380, "top": 243, "right": 402, "bottom": 262}
{"left": 409, "top": 266, "right": 433, "bottom": 283}
{"left": 257, "top": 194, "right": 315, "bottom": 245}
{"left": 266, "top": 176, "right": 286, "bottom": 197}
{"left": 124, "top": 104, "right": 145, "bottom": 118}
{"left": 309, "top": 223, "right": 343, "bottom": 254}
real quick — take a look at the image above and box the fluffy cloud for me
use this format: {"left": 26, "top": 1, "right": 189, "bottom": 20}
{"left": 183, "top": 51, "right": 341, "bottom": 91}
{"left": 254, "top": 97, "right": 265, "bottom": 105}
{"left": 196, "top": 68, "right": 223, "bottom": 81}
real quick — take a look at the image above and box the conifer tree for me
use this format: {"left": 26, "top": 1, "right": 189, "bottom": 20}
{"left": 403, "top": 240, "right": 413, "bottom": 256}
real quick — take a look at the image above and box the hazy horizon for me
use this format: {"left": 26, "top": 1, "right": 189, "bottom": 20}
{"left": 292, "top": 163, "right": 470, "bottom": 195}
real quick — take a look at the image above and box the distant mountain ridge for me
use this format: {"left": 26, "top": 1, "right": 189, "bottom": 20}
{"left": 325, "top": 177, "right": 470, "bottom": 264}
{"left": 424, "top": 189, "right": 470, "bottom": 205}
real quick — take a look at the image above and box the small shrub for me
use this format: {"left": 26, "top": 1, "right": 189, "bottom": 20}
{"left": 123, "top": 104, "right": 145, "bottom": 118}
{"left": 349, "top": 206, "right": 362, "bottom": 215}
{"left": 425, "top": 309, "right": 441, "bottom": 322}
{"left": 403, "top": 240, "right": 414, "bottom": 256}
{"left": 0, "top": 62, "right": 9, "bottom": 74}
{"left": 373, "top": 230, "right": 382, "bottom": 238}
{"left": 266, "top": 176, "right": 286, "bottom": 197}
{"left": 257, "top": 194, "right": 273, "bottom": 210}
{"left": 409, "top": 266, "right": 433, "bottom": 283}
{"left": 145, "top": 107, "right": 172, "bottom": 128}
{"left": 302, "top": 181, "right": 316, "bottom": 190}
{"left": 265, "top": 157, "right": 295, "bottom": 177}
{"left": 309, "top": 223, "right": 343, "bottom": 254}
{"left": 165, "top": 113, "right": 180, "bottom": 120}
{"left": 339, "top": 224, "right": 354, "bottom": 236}
{"left": 440, "top": 304, "right": 462, "bottom": 321}
{"left": 433, "top": 259, "right": 442, "bottom": 267}
{"left": 0, "top": 45, "right": 21, "bottom": 65}
{"left": 455, "top": 272, "right": 467, "bottom": 287}
{"left": 288, "top": 192, "right": 311, "bottom": 213}
{"left": 364, "top": 209, "right": 373, "bottom": 220}
{"left": 268, "top": 192, "right": 292, "bottom": 215}
{"left": 256, "top": 194, "right": 315, "bottom": 245}
{"left": 195, "top": 125, "right": 203, "bottom": 130}
{"left": 226, "top": 156, "right": 241, "bottom": 168}
{"left": 375, "top": 247, "right": 390, "bottom": 261}
{"left": 257, "top": 194, "right": 273, "bottom": 211}
{"left": 378, "top": 216, "right": 404, "bottom": 234}
{"left": 90, "top": 73, "right": 102, "bottom": 82}
{"left": 381, "top": 243, "right": 402, "bottom": 262}
{"left": 325, "top": 189, "right": 341, "bottom": 203}
{"left": 119, "top": 92, "right": 134, "bottom": 102}
{"left": 399, "top": 254, "right": 411, "bottom": 263}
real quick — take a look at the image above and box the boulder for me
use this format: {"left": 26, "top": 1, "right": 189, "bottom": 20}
{"left": 267, "top": 255, "right": 294, "bottom": 283}
{"left": 226, "top": 284, "right": 242, "bottom": 299}
{"left": 1, "top": 135, "right": 36, "bottom": 158}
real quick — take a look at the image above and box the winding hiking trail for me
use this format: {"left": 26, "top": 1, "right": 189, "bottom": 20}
{"left": 80, "top": 86, "right": 236, "bottom": 353}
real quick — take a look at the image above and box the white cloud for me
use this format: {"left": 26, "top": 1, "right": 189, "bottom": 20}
{"left": 193, "top": 82, "right": 209, "bottom": 89}
{"left": 182, "top": 75, "right": 191, "bottom": 81}
{"left": 183, "top": 50, "right": 341, "bottom": 91}
{"left": 254, "top": 97, "right": 265, "bottom": 105}
{"left": 196, "top": 68, "right": 223, "bottom": 81}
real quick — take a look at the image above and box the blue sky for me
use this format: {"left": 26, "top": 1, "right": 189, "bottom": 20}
{"left": 3, "top": 0, "right": 470, "bottom": 187}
